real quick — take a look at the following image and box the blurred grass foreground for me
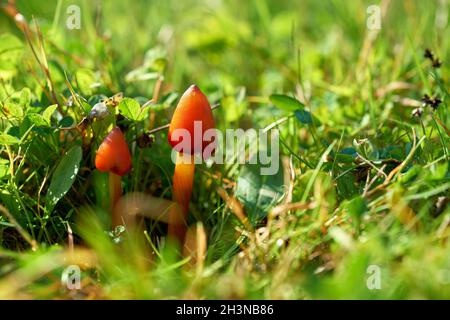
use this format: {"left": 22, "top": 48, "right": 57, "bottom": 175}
{"left": 0, "top": 0, "right": 449, "bottom": 299}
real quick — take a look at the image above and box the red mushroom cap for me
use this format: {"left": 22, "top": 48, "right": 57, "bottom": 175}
{"left": 95, "top": 127, "right": 132, "bottom": 176}
{"left": 168, "top": 85, "right": 216, "bottom": 156}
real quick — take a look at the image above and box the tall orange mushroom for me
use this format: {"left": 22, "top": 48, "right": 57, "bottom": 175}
{"left": 167, "top": 85, "right": 216, "bottom": 244}
{"left": 95, "top": 126, "right": 132, "bottom": 227}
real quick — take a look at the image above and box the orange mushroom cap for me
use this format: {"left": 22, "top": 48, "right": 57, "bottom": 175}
{"left": 168, "top": 85, "right": 216, "bottom": 156}
{"left": 95, "top": 127, "right": 132, "bottom": 176}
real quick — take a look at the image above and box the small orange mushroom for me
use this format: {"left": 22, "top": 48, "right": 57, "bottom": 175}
{"left": 167, "top": 85, "right": 216, "bottom": 244}
{"left": 95, "top": 126, "right": 132, "bottom": 227}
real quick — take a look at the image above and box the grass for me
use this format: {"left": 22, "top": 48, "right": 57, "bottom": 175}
{"left": 0, "top": 0, "right": 449, "bottom": 299}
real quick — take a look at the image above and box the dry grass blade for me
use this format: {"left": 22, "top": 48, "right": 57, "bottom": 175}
{"left": 216, "top": 187, "right": 252, "bottom": 230}
{"left": 269, "top": 201, "right": 316, "bottom": 218}
{"left": 375, "top": 81, "right": 416, "bottom": 98}
{"left": 282, "top": 155, "right": 295, "bottom": 204}
{"left": 183, "top": 222, "right": 207, "bottom": 275}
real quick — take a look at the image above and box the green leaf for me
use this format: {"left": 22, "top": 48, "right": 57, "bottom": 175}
{"left": 0, "top": 158, "right": 9, "bottom": 179}
{"left": 336, "top": 171, "right": 358, "bottom": 200}
{"left": 58, "top": 116, "right": 74, "bottom": 128}
{"left": 269, "top": 94, "right": 304, "bottom": 112}
{"left": 294, "top": 109, "right": 313, "bottom": 124}
{"left": 333, "top": 147, "right": 357, "bottom": 163}
{"left": 19, "top": 88, "right": 32, "bottom": 107}
{"left": 346, "top": 196, "right": 368, "bottom": 219}
{"left": 0, "top": 33, "right": 24, "bottom": 56}
{"left": 334, "top": 154, "right": 354, "bottom": 163}
{"left": 235, "top": 158, "right": 284, "bottom": 225}
{"left": 42, "top": 104, "right": 58, "bottom": 125}
{"left": 0, "top": 33, "right": 24, "bottom": 80}
{"left": 294, "top": 109, "right": 321, "bottom": 126}
{"left": 46, "top": 145, "right": 82, "bottom": 209}
{"left": 0, "top": 133, "right": 20, "bottom": 145}
{"left": 345, "top": 196, "right": 368, "bottom": 231}
{"left": 26, "top": 113, "right": 48, "bottom": 127}
{"left": 137, "top": 105, "right": 150, "bottom": 121}
{"left": 5, "top": 103, "right": 24, "bottom": 119}
{"left": 425, "top": 161, "right": 448, "bottom": 181}
{"left": 118, "top": 98, "right": 143, "bottom": 121}
{"left": 399, "top": 165, "right": 421, "bottom": 184}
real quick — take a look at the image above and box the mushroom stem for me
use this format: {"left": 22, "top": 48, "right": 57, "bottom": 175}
{"left": 168, "top": 152, "right": 195, "bottom": 244}
{"left": 109, "top": 172, "right": 122, "bottom": 227}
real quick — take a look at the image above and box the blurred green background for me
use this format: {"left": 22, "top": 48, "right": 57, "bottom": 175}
{"left": 1, "top": 0, "right": 447, "bottom": 95}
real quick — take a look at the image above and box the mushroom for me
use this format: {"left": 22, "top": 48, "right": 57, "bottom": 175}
{"left": 167, "top": 85, "right": 216, "bottom": 244}
{"left": 95, "top": 126, "right": 132, "bottom": 227}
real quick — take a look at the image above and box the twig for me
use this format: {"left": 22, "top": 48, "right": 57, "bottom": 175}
{"left": 356, "top": 154, "right": 388, "bottom": 180}
{"left": 362, "top": 164, "right": 387, "bottom": 197}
